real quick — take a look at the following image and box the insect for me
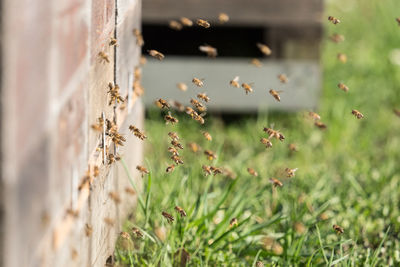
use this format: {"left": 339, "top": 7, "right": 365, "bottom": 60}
{"left": 247, "top": 168, "right": 258, "bottom": 177}
{"left": 190, "top": 98, "right": 207, "bottom": 112}
{"left": 129, "top": 125, "right": 147, "bottom": 140}
{"left": 168, "top": 146, "right": 179, "bottom": 156}
{"left": 107, "top": 83, "right": 124, "bottom": 105}
{"left": 251, "top": 58, "right": 262, "bottom": 67}
{"left": 330, "top": 33, "right": 345, "bottom": 43}
{"left": 98, "top": 51, "right": 110, "bottom": 63}
{"left": 173, "top": 101, "right": 185, "bottom": 112}
{"left": 148, "top": 49, "right": 165, "bottom": 60}
{"left": 269, "top": 89, "right": 282, "bottom": 102}
{"left": 171, "top": 140, "right": 183, "bottom": 149}
{"left": 85, "top": 223, "right": 93, "bottom": 237}
{"left": 314, "top": 121, "right": 327, "bottom": 129}
{"left": 270, "top": 178, "right": 283, "bottom": 188}
{"left": 180, "top": 17, "right": 193, "bottom": 27}
{"left": 210, "top": 166, "right": 223, "bottom": 176}
{"left": 104, "top": 217, "right": 115, "bottom": 226}
{"left": 202, "top": 165, "right": 212, "bottom": 176}
{"left": 263, "top": 127, "right": 285, "bottom": 141}
{"left": 337, "top": 53, "right": 347, "bottom": 63}
{"left": 333, "top": 224, "right": 344, "bottom": 234}
{"left": 171, "top": 155, "right": 184, "bottom": 165}
{"left": 132, "top": 227, "right": 144, "bottom": 238}
{"left": 230, "top": 76, "right": 240, "bottom": 88}
{"left": 125, "top": 187, "right": 136, "bottom": 195}
{"left": 192, "top": 77, "right": 204, "bottom": 87}
{"left": 108, "top": 153, "right": 121, "bottom": 164}
{"left": 91, "top": 117, "right": 104, "bottom": 132}
{"left": 218, "top": 13, "right": 229, "bottom": 23}
{"left": 352, "top": 109, "right": 364, "bottom": 119}
{"left": 177, "top": 82, "right": 188, "bottom": 91}
{"left": 199, "top": 45, "right": 218, "bottom": 57}
{"left": 241, "top": 83, "right": 253, "bottom": 94}
{"left": 174, "top": 206, "right": 187, "bottom": 217}
{"left": 285, "top": 167, "right": 298, "bottom": 178}
{"left": 394, "top": 108, "right": 400, "bottom": 117}
{"left": 188, "top": 142, "right": 200, "bottom": 153}
{"left": 109, "top": 37, "right": 118, "bottom": 46}
{"left": 309, "top": 111, "right": 321, "bottom": 121}
{"left": 256, "top": 43, "right": 272, "bottom": 56}
{"left": 166, "top": 164, "right": 175, "bottom": 173}
{"left": 203, "top": 131, "right": 212, "bottom": 141}
{"left": 204, "top": 150, "right": 217, "bottom": 161}
{"left": 288, "top": 143, "right": 297, "bottom": 152}
{"left": 230, "top": 218, "right": 238, "bottom": 227}
{"left": 109, "top": 191, "right": 121, "bottom": 204}
{"left": 260, "top": 137, "right": 272, "bottom": 148}
{"left": 155, "top": 98, "right": 170, "bottom": 109}
{"left": 133, "top": 29, "right": 144, "bottom": 46}
{"left": 120, "top": 231, "right": 131, "bottom": 240}
{"left": 93, "top": 166, "right": 99, "bottom": 177}
{"left": 168, "top": 132, "right": 180, "bottom": 141}
{"left": 328, "top": 16, "right": 340, "bottom": 25}
{"left": 278, "top": 74, "right": 288, "bottom": 83}
{"left": 197, "top": 19, "right": 210, "bottom": 28}
{"left": 169, "top": 20, "right": 183, "bottom": 30}
{"left": 337, "top": 82, "right": 349, "bottom": 92}
{"left": 165, "top": 113, "right": 179, "bottom": 125}
{"left": 136, "top": 165, "right": 149, "bottom": 176}
{"left": 197, "top": 93, "right": 210, "bottom": 102}
{"left": 162, "top": 211, "right": 175, "bottom": 223}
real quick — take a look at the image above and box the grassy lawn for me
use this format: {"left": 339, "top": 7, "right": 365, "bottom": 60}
{"left": 115, "top": 0, "right": 400, "bottom": 265}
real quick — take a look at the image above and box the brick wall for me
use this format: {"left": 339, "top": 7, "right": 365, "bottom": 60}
{"left": 0, "top": 0, "right": 143, "bottom": 266}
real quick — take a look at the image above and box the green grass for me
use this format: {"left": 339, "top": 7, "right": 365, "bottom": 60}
{"left": 115, "top": 0, "right": 400, "bottom": 265}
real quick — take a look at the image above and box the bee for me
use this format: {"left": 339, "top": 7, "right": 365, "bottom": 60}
{"left": 260, "top": 137, "right": 272, "bottom": 148}
{"left": 351, "top": 109, "right": 364, "bottom": 119}
{"left": 93, "top": 165, "right": 99, "bottom": 177}
{"left": 133, "top": 81, "right": 145, "bottom": 96}
{"left": 269, "top": 89, "right": 282, "bottom": 102}
{"left": 190, "top": 98, "right": 207, "bottom": 112}
{"left": 107, "top": 83, "right": 124, "bottom": 105}
{"left": 155, "top": 98, "right": 170, "bottom": 109}
{"left": 251, "top": 58, "right": 262, "bottom": 67}
{"left": 241, "top": 83, "right": 253, "bottom": 94}
{"left": 204, "top": 150, "right": 217, "bottom": 160}
{"left": 278, "top": 74, "right": 288, "bottom": 83}
{"left": 168, "top": 146, "right": 179, "bottom": 156}
{"left": 330, "top": 33, "right": 345, "bottom": 43}
{"left": 66, "top": 208, "right": 79, "bottom": 218}
{"left": 125, "top": 187, "right": 136, "bottom": 195}
{"left": 194, "top": 113, "right": 205, "bottom": 124}
{"left": 171, "top": 140, "right": 183, "bottom": 149}
{"left": 202, "top": 165, "right": 212, "bottom": 176}
{"left": 229, "top": 218, "right": 238, "bottom": 227}
{"left": 174, "top": 206, "right": 187, "bottom": 217}
{"left": 203, "top": 131, "right": 212, "bottom": 141}
{"left": 288, "top": 143, "right": 297, "bottom": 152}
{"left": 169, "top": 20, "right": 183, "bottom": 30}
{"left": 218, "top": 12, "right": 229, "bottom": 23}
{"left": 338, "top": 83, "right": 349, "bottom": 92}
{"left": 328, "top": 16, "right": 340, "bottom": 25}
{"left": 109, "top": 37, "right": 118, "bottom": 46}
{"left": 314, "top": 121, "right": 327, "bottom": 129}
{"left": 256, "top": 43, "right": 272, "bottom": 56}
{"left": 71, "top": 248, "right": 78, "bottom": 261}
{"left": 110, "top": 132, "right": 126, "bottom": 147}
{"left": 394, "top": 108, "right": 400, "bottom": 117}
{"left": 98, "top": 51, "right": 110, "bottom": 63}
{"left": 396, "top": 17, "right": 400, "bottom": 26}
{"left": 230, "top": 76, "right": 240, "bottom": 88}
{"left": 162, "top": 211, "right": 175, "bottom": 223}
{"left": 171, "top": 155, "right": 184, "bottom": 165}
{"left": 337, "top": 53, "right": 347, "bottom": 63}
{"left": 173, "top": 100, "right": 185, "bottom": 111}
{"left": 85, "top": 223, "right": 93, "bottom": 237}
{"left": 333, "top": 224, "right": 344, "bottom": 234}
{"left": 180, "top": 17, "right": 193, "bottom": 27}
{"left": 309, "top": 111, "right": 321, "bottom": 121}
{"left": 132, "top": 227, "right": 144, "bottom": 238}
{"left": 120, "top": 231, "right": 130, "bottom": 240}
{"left": 104, "top": 217, "right": 115, "bottom": 226}
{"left": 210, "top": 166, "right": 223, "bottom": 176}
{"left": 168, "top": 132, "right": 180, "bottom": 141}
{"left": 247, "top": 167, "right": 258, "bottom": 177}
{"left": 270, "top": 178, "right": 283, "bottom": 188}
{"left": 285, "top": 168, "right": 298, "bottom": 178}
{"left": 109, "top": 191, "right": 121, "bottom": 204}
{"left": 108, "top": 153, "right": 121, "bottom": 164}
{"left": 263, "top": 127, "right": 285, "bottom": 141}
{"left": 192, "top": 77, "right": 204, "bottom": 87}
{"left": 133, "top": 29, "right": 144, "bottom": 46}
{"left": 188, "top": 142, "right": 200, "bottom": 153}
{"left": 134, "top": 67, "right": 142, "bottom": 81}
{"left": 199, "top": 45, "right": 218, "bottom": 57}
{"left": 177, "top": 82, "right": 188, "bottom": 92}
{"left": 197, "top": 93, "right": 210, "bottom": 102}
{"left": 91, "top": 117, "right": 104, "bottom": 132}
{"left": 197, "top": 19, "right": 210, "bottom": 28}
{"left": 136, "top": 165, "right": 149, "bottom": 176}
{"left": 148, "top": 49, "right": 165, "bottom": 60}
{"left": 129, "top": 125, "right": 147, "bottom": 140}
{"left": 256, "top": 261, "right": 265, "bottom": 267}
{"left": 166, "top": 164, "right": 175, "bottom": 173}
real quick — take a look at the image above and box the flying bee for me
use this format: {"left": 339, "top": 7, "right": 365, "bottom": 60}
{"left": 241, "top": 83, "right": 254, "bottom": 94}
{"left": 133, "top": 29, "right": 144, "bottom": 46}
{"left": 85, "top": 224, "right": 93, "bottom": 237}
{"left": 338, "top": 83, "right": 349, "bottom": 92}
{"left": 197, "top": 19, "right": 210, "bottom": 28}
{"left": 203, "top": 131, "right": 212, "bottom": 141}
{"left": 169, "top": 20, "right": 183, "bottom": 30}
{"left": 270, "top": 178, "right": 283, "bottom": 188}
{"left": 180, "top": 17, "right": 193, "bottom": 27}
{"left": 148, "top": 49, "right": 165, "bottom": 60}
{"left": 218, "top": 12, "right": 229, "bottom": 23}
{"left": 333, "top": 224, "right": 344, "bottom": 234}
{"left": 136, "top": 165, "right": 149, "bottom": 176}
{"left": 230, "top": 76, "right": 240, "bottom": 88}
{"left": 199, "top": 44, "right": 218, "bottom": 57}
{"left": 174, "top": 206, "right": 187, "bottom": 217}
{"left": 314, "top": 121, "right": 327, "bottom": 129}
{"left": 194, "top": 113, "right": 205, "bottom": 124}
{"left": 129, "top": 125, "right": 147, "bottom": 140}
{"left": 394, "top": 108, "right": 400, "bottom": 117}
{"left": 229, "top": 218, "right": 238, "bottom": 228}
{"left": 192, "top": 77, "right": 204, "bottom": 87}
{"left": 109, "top": 191, "right": 121, "bottom": 204}
{"left": 269, "top": 89, "right": 282, "bottom": 102}
{"left": 120, "top": 231, "right": 130, "bottom": 240}
{"left": 173, "top": 101, "right": 185, "bottom": 112}
{"left": 260, "top": 137, "right": 273, "bottom": 148}
{"left": 330, "top": 33, "right": 345, "bottom": 43}
{"left": 188, "top": 142, "right": 200, "bottom": 153}
{"left": 251, "top": 58, "right": 262, "bottom": 67}
{"left": 171, "top": 155, "right": 184, "bottom": 165}
{"left": 278, "top": 74, "right": 288, "bottom": 83}
{"left": 396, "top": 17, "right": 400, "bottom": 26}
{"left": 197, "top": 93, "right": 210, "bottom": 102}
{"left": 91, "top": 117, "right": 104, "bottom": 132}
{"left": 168, "top": 146, "right": 179, "bottom": 156}
{"left": 210, "top": 166, "right": 223, "bottom": 176}
{"left": 352, "top": 109, "right": 364, "bottom": 119}
{"left": 166, "top": 164, "right": 175, "bottom": 173}
{"left": 155, "top": 98, "right": 170, "bottom": 109}
{"left": 204, "top": 150, "right": 217, "bottom": 160}
{"left": 177, "top": 82, "right": 188, "bottom": 92}
{"left": 263, "top": 127, "right": 285, "bottom": 141}
{"left": 202, "top": 165, "right": 212, "bottom": 176}
{"left": 185, "top": 106, "right": 196, "bottom": 117}
{"left": 288, "top": 143, "right": 298, "bottom": 152}
{"left": 337, "top": 53, "right": 347, "bottom": 63}
{"left": 162, "top": 211, "right": 175, "bottom": 223}
{"left": 328, "top": 16, "right": 341, "bottom": 24}
{"left": 285, "top": 168, "right": 298, "bottom": 178}
{"left": 309, "top": 111, "right": 321, "bottom": 121}
{"left": 190, "top": 98, "right": 207, "bottom": 112}
{"left": 98, "top": 51, "right": 110, "bottom": 63}
{"left": 168, "top": 132, "right": 180, "bottom": 141}
{"left": 256, "top": 43, "right": 272, "bottom": 56}
{"left": 247, "top": 167, "right": 258, "bottom": 177}
{"left": 171, "top": 140, "right": 183, "bottom": 149}
{"left": 109, "top": 37, "right": 118, "bottom": 46}
{"left": 132, "top": 227, "right": 144, "bottom": 238}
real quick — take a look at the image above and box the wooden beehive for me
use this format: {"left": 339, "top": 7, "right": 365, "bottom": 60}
{"left": 141, "top": 0, "right": 324, "bottom": 111}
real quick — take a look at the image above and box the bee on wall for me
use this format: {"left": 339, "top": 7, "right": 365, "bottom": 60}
{"left": 91, "top": 117, "right": 104, "bottom": 132}
{"left": 192, "top": 77, "right": 205, "bottom": 87}
{"left": 108, "top": 153, "right": 121, "bottom": 164}
{"left": 218, "top": 13, "right": 229, "bottom": 23}
{"left": 133, "top": 29, "right": 144, "bottom": 46}
{"left": 109, "top": 191, "right": 121, "bottom": 204}
{"left": 269, "top": 89, "right": 282, "bottom": 102}
{"left": 256, "top": 43, "right": 272, "bottom": 56}
{"left": 148, "top": 49, "right": 165, "bottom": 60}
{"left": 98, "top": 51, "right": 110, "bottom": 63}
{"left": 328, "top": 16, "right": 341, "bottom": 24}
{"left": 230, "top": 76, "right": 240, "bottom": 88}
{"left": 174, "top": 206, "right": 187, "bottom": 217}
{"left": 109, "top": 37, "right": 118, "bottom": 47}
{"left": 162, "top": 211, "right": 175, "bottom": 223}
{"left": 107, "top": 83, "right": 124, "bottom": 106}
{"left": 85, "top": 224, "right": 93, "bottom": 237}
{"left": 351, "top": 109, "right": 364, "bottom": 119}
{"left": 104, "top": 217, "right": 115, "bottom": 226}
{"left": 180, "top": 17, "right": 193, "bottom": 27}
{"left": 197, "top": 19, "right": 210, "bottom": 28}
{"left": 199, "top": 45, "right": 218, "bottom": 57}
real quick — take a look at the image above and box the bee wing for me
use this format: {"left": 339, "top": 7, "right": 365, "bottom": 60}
{"left": 233, "top": 76, "right": 239, "bottom": 82}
